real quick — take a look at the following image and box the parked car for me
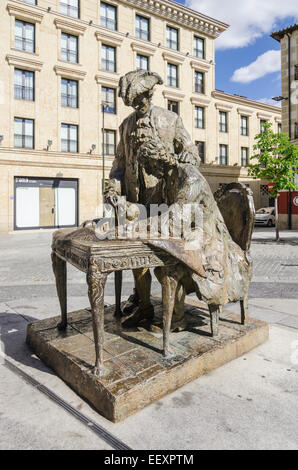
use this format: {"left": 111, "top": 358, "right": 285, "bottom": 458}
{"left": 254, "top": 207, "right": 276, "bottom": 227}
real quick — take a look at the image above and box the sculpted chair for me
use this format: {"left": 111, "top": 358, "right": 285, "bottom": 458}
{"left": 150, "top": 183, "right": 255, "bottom": 357}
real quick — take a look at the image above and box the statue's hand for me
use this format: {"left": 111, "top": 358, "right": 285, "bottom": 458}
{"left": 178, "top": 151, "right": 198, "bottom": 166}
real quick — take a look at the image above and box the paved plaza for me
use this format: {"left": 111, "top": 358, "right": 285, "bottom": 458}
{"left": 0, "top": 228, "right": 298, "bottom": 450}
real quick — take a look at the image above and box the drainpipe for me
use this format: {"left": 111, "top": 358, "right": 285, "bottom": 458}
{"left": 286, "top": 33, "right": 292, "bottom": 229}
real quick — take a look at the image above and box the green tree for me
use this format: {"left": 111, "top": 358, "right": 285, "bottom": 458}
{"left": 248, "top": 122, "right": 298, "bottom": 241}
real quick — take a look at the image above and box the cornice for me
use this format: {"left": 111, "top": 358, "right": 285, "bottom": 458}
{"left": 54, "top": 65, "right": 87, "bottom": 80}
{"left": 257, "top": 111, "right": 273, "bottom": 120}
{"left": 6, "top": 54, "right": 43, "bottom": 71}
{"left": 162, "top": 88, "right": 185, "bottom": 101}
{"left": 7, "top": 3, "right": 44, "bottom": 23}
{"left": 190, "top": 59, "right": 211, "bottom": 73}
{"left": 191, "top": 95, "right": 211, "bottom": 107}
{"left": 54, "top": 17, "right": 86, "bottom": 36}
{"left": 95, "top": 30, "right": 123, "bottom": 47}
{"left": 215, "top": 102, "right": 233, "bottom": 112}
{"left": 237, "top": 107, "right": 254, "bottom": 116}
{"left": 212, "top": 90, "right": 281, "bottom": 115}
{"left": 119, "top": 0, "right": 228, "bottom": 38}
{"left": 162, "top": 51, "right": 185, "bottom": 65}
{"left": 131, "top": 41, "right": 157, "bottom": 56}
{"left": 95, "top": 72, "right": 120, "bottom": 87}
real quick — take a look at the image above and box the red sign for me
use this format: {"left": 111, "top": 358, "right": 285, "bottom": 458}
{"left": 268, "top": 183, "right": 275, "bottom": 193}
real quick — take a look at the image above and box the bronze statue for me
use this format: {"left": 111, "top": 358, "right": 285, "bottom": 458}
{"left": 105, "top": 70, "right": 201, "bottom": 329}
{"left": 105, "top": 70, "right": 254, "bottom": 333}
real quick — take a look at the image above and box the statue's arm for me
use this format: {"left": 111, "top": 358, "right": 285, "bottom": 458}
{"left": 174, "top": 116, "right": 200, "bottom": 167}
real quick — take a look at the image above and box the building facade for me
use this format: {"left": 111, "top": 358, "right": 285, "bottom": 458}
{"left": 271, "top": 24, "right": 298, "bottom": 229}
{"left": 0, "top": 0, "right": 281, "bottom": 232}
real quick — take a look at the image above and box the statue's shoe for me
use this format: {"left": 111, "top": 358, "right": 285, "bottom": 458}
{"left": 121, "top": 304, "right": 155, "bottom": 329}
{"left": 150, "top": 316, "right": 188, "bottom": 333}
{"left": 122, "top": 291, "right": 139, "bottom": 317}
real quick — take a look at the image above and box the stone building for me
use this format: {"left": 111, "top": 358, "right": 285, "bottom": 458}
{"left": 271, "top": 24, "right": 298, "bottom": 229}
{"left": 0, "top": 0, "right": 281, "bottom": 232}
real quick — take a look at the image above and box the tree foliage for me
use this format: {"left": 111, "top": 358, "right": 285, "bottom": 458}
{"left": 248, "top": 122, "right": 298, "bottom": 198}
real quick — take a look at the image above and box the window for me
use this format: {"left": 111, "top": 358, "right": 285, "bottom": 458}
{"left": 61, "top": 33, "right": 78, "bottom": 63}
{"left": 61, "top": 79, "right": 78, "bottom": 108}
{"left": 278, "top": 123, "right": 282, "bottom": 134}
{"left": 15, "top": 20, "right": 35, "bottom": 53}
{"left": 60, "top": 0, "right": 79, "bottom": 18}
{"left": 14, "top": 69, "right": 34, "bottom": 101}
{"left": 195, "top": 106, "right": 204, "bottom": 129}
{"left": 136, "top": 54, "right": 149, "bottom": 71}
{"left": 240, "top": 115, "right": 248, "bottom": 136}
{"left": 100, "top": 2, "right": 117, "bottom": 30}
{"left": 103, "top": 129, "right": 116, "bottom": 155}
{"left": 219, "top": 111, "right": 228, "bottom": 133}
{"left": 61, "top": 124, "right": 78, "bottom": 152}
{"left": 22, "top": 0, "right": 37, "bottom": 4}
{"left": 166, "top": 26, "right": 179, "bottom": 50}
{"left": 260, "top": 120, "right": 267, "bottom": 133}
{"left": 194, "top": 36, "right": 205, "bottom": 59}
{"left": 102, "top": 44, "right": 116, "bottom": 72}
{"left": 136, "top": 15, "right": 150, "bottom": 41}
{"left": 295, "top": 65, "right": 298, "bottom": 81}
{"left": 219, "top": 144, "right": 228, "bottom": 165}
{"left": 14, "top": 118, "right": 34, "bottom": 149}
{"left": 168, "top": 100, "right": 179, "bottom": 115}
{"left": 195, "top": 141, "right": 205, "bottom": 163}
{"left": 102, "top": 87, "right": 116, "bottom": 114}
{"left": 194, "top": 71, "right": 204, "bottom": 94}
{"left": 241, "top": 147, "right": 249, "bottom": 166}
{"left": 167, "top": 63, "right": 178, "bottom": 87}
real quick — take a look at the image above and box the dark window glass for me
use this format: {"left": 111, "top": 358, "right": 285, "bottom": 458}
{"left": 241, "top": 147, "right": 249, "bottom": 166}
{"left": 167, "top": 63, "right": 178, "bottom": 87}
{"left": 61, "top": 79, "right": 78, "bottom": 108}
{"left": 14, "top": 69, "right": 34, "bottom": 101}
{"left": 219, "top": 111, "right": 228, "bottom": 132}
{"left": 278, "top": 123, "right": 282, "bottom": 134}
{"left": 15, "top": 20, "right": 35, "bottom": 53}
{"left": 136, "top": 15, "right": 150, "bottom": 41}
{"left": 166, "top": 26, "right": 179, "bottom": 50}
{"left": 60, "top": 0, "right": 79, "bottom": 18}
{"left": 195, "top": 141, "right": 205, "bottom": 163}
{"left": 219, "top": 144, "right": 228, "bottom": 165}
{"left": 61, "top": 124, "right": 78, "bottom": 152}
{"left": 168, "top": 100, "right": 179, "bottom": 115}
{"left": 136, "top": 54, "right": 149, "bottom": 70}
{"left": 102, "top": 87, "right": 116, "bottom": 114}
{"left": 194, "top": 36, "right": 204, "bottom": 59}
{"left": 195, "top": 106, "right": 204, "bottom": 129}
{"left": 241, "top": 115, "right": 248, "bottom": 136}
{"left": 102, "top": 44, "right": 116, "bottom": 72}
{"left": 260, "top": 120, "right": 267, "bottom": 133}
{"left": 103, "top": 129, "right": 116, "bottom": 155}
{"left": 194, "top": 71, "right": 204, "bottom": 93}
{"left": 14, "top": 118, "right": 34, "bottom": 149}
{"left": 61, "top": 33, "right": 78, "bottom": 63}
{"left": 100, "top": 2, "right": 117, "bottom": 30}
{"left": 295, "top": 65, "right": 298, "bottom": 81}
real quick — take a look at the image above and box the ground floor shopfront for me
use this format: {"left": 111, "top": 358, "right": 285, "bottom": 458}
{"left": 0, "top": 150, "right": 274, "bottom": 233}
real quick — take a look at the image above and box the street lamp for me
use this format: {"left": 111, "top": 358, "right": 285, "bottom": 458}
{"left": 101, "top": 101, "right": 109, "bottom": 197}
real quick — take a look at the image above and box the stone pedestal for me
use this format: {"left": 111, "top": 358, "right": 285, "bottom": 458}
{"left": 26, "top": 299, "right": 269, "bottom": 422}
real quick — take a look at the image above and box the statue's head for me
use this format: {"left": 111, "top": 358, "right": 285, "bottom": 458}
{"left": 118, "top": 70, "right": 163, "bottom": 116}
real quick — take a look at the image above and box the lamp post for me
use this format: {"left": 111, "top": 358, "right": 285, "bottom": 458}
{"left": 101, "top": 101, "right": 109, "bottom": 197}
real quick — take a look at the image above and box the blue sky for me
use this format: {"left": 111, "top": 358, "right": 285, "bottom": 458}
{"left": 175, "top": 0, "right": 298, "bottom": 106}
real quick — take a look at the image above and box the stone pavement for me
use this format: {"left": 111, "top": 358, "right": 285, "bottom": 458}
{"left": 0, "top": 227, "right": 297, "bottom": 450}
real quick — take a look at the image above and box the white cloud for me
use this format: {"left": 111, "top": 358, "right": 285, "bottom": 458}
{"left": 231, "top": 50, "right": 281, "bottom": 83}
{"left": 258, "top": 97, "right": 281, "bottom": 107}
{"left": 186, "top": 0, "right": 298, "bottom": 50}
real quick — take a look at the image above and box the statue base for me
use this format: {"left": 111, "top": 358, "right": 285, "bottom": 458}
{"left": 26, "top": 298, "right": 268, "bottom": 422}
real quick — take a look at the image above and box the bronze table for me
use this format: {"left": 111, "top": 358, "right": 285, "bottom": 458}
{"left": 51, "top": 228, "right": 179, "bottom": 376}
